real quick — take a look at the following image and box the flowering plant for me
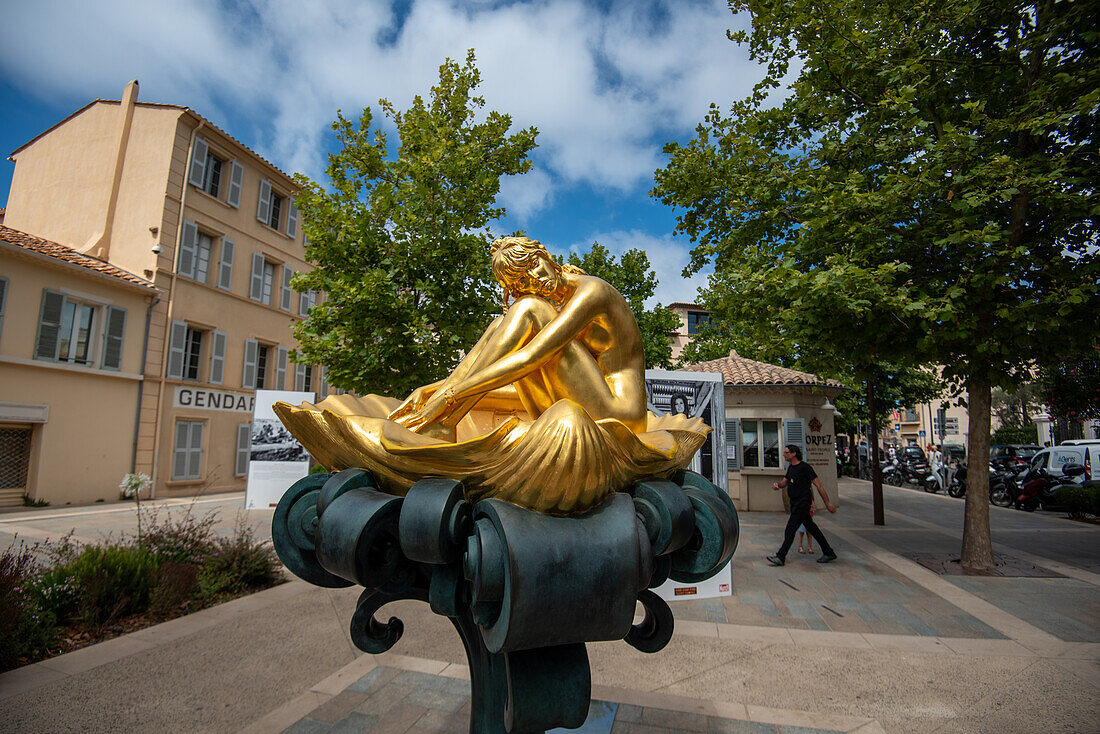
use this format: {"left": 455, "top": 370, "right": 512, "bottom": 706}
{"left": 119, "top": 473, "right": 152, "bottom": 499}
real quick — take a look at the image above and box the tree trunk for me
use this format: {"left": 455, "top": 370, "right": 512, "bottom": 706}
{"left": 961, "top": 378, "right": 994, "bottom": 571}
{"left": 868, "top": 381, "right": 884, "bottom": 525}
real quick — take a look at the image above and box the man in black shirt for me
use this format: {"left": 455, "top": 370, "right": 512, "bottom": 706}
{"left": 766, "top": 444, "right": 838, "bottom": 566}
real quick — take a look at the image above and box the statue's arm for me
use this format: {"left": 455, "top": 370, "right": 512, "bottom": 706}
{"left": 450, "top": 285, "right": 601, "bottom": 399}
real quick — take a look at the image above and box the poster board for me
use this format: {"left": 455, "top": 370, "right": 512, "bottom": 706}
{"left": 644, "top": 370, "right": 733, "bottom": 602}
{"left": 245, "top": 390, "right": 314, "bottom": 509}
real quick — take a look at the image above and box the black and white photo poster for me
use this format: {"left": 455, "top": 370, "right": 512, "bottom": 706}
{"left": 645, "top": 369, "right": 732, "bottom": 601}
{"left": 246, "top": 390, "right": 314, "bottom": 509}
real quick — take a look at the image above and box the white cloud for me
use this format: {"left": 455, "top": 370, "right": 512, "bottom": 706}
{"left": 1, "top": 0, "right": 765, "bottom": 226}
{"left": 496, "top": 166, "right": 554, "bottom": 223}
{"left": 563, "top": 229, "right": 711, "bottom": 309}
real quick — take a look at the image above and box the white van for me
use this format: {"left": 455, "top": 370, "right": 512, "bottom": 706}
{"left": 1029, "top": 443, "right": 1098, "bottom": 483}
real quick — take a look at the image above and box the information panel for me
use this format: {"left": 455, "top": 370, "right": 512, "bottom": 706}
{"left": 245, "top": 390, "right": 314, "bottom": 510}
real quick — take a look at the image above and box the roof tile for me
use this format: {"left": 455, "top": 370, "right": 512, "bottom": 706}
{"left": 682, "top": 352, "right": 845, "bottom": 390}
{"left": 0, "top": 225, "right": 157, "bottom": 291}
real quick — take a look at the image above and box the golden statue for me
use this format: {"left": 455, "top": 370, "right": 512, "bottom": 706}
{"left": 274, "top": 236, "right": 709, "bottom": 515}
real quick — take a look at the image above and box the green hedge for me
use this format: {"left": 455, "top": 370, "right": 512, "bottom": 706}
{"left": 991, "top": 426, "right": 1039, "bottom": 444}
{"left": 1054, "top": 484, "right": 1100, "bottom": 518}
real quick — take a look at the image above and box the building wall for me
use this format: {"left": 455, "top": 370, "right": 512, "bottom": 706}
{"left": 4, "top": 88, "right": 323, "bottom": 501}
{"left": 0, "top": 248, "right": 154, "bottom": 505}
{"left": 724, "top": 388, "right": 840, "bottom": 512}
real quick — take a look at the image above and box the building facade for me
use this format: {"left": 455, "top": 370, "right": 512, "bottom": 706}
{"left": 683, "top": 352, "right": 845, "bottom": 512}
{"left": 0, "top": 226, "right": 157, "bottom": 506}
{"left": 667, "top": 302, "right": 712, "bottom": 360}
{"left": 3, "top": 81, "right": 329, "bottom": 503}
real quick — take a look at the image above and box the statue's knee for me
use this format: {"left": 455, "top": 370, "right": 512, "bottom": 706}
{"left": 510, "top": 295, "right": 556, "bottom": 325}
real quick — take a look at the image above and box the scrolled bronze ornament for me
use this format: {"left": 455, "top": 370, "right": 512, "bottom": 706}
{"left": 271, "top": 237, "right": 738, "bottom": 732}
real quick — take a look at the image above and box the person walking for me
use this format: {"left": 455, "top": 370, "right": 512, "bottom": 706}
{"left": 767, "top": 445, "right": 838, "bottom": 566}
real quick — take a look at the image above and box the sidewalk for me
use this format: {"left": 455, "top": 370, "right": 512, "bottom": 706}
{"left": 1, "top": 479, "right": 1097, "bottom": 733}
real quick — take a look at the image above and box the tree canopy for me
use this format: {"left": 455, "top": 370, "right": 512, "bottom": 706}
{"left": 291, "top": 51, "right": 538, "bottom": 398}
{"left": 566, "top": 242, "right": 680, "bottom": 369}
{"left": 653, "top": 0, "right": 1099, "bottom": 569}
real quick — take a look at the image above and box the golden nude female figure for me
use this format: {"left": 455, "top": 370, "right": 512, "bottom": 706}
{"left": 274, "top": 236, "right": 707, "bottom": 515}
{"left": 390, "top": 236, "right": 646, "bottom": 439}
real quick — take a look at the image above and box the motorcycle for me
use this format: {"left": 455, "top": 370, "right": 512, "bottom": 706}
{"left": 922, "top": 464, "right": 946, "bottom": 493}
{"left": 990, "top": 467, "right": 1023, "bottom": 507}
{"left": 899, "top": 458, "right": 932, "bottom": 489}
{"left": 1014, "top": 463, "right": 1086, "bottom": 512}
{"left": 947, "top": 464, "right": 967, "bottom": 497}
{"left": 882, "top": 460, "right": 905, "bottom": 487}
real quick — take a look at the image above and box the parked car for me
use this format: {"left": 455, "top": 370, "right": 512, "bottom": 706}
{"left": 1029, "top": 444, "right": 1098, "bottom": 484}
{"left": 898, "top": 446, "right": 927, "bottom": 463}
{"left": 990, "top": 444, "right": 1041, "bottom": 472}
{"left": 942, "top": 443, "right": 966, "bottom": 463}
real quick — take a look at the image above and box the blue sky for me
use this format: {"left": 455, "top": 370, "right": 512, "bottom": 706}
{"left": 0, "top": 0, "right": 767, "bottom": 306}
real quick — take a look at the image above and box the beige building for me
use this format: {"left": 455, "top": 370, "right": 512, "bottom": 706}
{"left": 3, "top": 81, "right": 328, "bottom": 503}
{"left": 684, "top": 352, "right": 845, "bottom": 512}
{"left": 667, "top": 302, "right": 712, "bottom": 360}
{"left": 0, "top": 226, "right": 158, "bottom": 506}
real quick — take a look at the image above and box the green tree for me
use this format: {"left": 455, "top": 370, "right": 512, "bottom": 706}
{"left": 292, "top": 51, "right": 538, "bottom": 398}
{"left": 653, "top": 1, "right": 1099, "bottom": 569}
{"left": 567, "top": 242, "right": 680, "bottom": 369}
{"left": 1039, "top": 345, "right": 1100, "bottom": 423}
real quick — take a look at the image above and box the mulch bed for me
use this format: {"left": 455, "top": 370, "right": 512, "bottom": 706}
{"left": 903, "top": 552, "right": 1065, "bottom": 577}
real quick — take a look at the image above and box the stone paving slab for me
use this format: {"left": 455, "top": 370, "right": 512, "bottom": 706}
{"left": 279, "top": 664, "right": 858, "bottom": 734}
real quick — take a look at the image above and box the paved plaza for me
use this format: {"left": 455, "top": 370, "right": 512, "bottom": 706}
{"left": 1, "top": 478, "right": 1097, "bottom": 733}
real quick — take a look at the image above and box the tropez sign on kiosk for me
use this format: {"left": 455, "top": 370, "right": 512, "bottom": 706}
{"left": 245, "top": 390, "right": 314, "bottom": 509}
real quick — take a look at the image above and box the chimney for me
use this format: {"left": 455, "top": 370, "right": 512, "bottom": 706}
{"left": 83, "top": 80, "right": 138, "bottom": 260}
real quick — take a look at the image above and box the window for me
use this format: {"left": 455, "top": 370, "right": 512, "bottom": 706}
{"left": 298, "top": 289, "right": 317, "bottom": 317}
{"left": 172, "top": 420, "right": 204, "bottom": 480}
{"left": 35, "top": 290, "right": 126, "bottom": 370}
{"left": 903, "top": 409, "right": 919, "bottom": 422}
{"left": 235, "top": 423, "right": 251, "bottom": 477}
{"left": 256, "top": 179, "right": 286, "bottom": 230}
{"left": 740, "top": 419, "right": 781, "bottom": 469}
{"left": 183, "top": 328, "right": 203, "bottom": 381}
{"left": 178, "top": 221, "right": 213, "bottom": 283}
{"left": 202, "top": 152, "right": 223, "bottom": 197}
{"left": 250, "top": 253, "right": 279, "bottom": 305}
{"left": 188, "top": 136, "right": 243, "bottom": 207}
{"left": 687, "top": 311, "right": 712, "bottom": 335}
{"left": 167, "top": 321, "right": 215, "bottom": 382}
{"left": 255, "top": 344, "right": 269, "bottom": 389}
{"left": 295, "top": 363, "right": 314, "bottom": 392}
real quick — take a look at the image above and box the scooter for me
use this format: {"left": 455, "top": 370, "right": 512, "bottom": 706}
{"left": 1014, "top": 463, "right": 1086, "bottom": 512}
{"left": 990, "top": 467, "right": 1023, "bottom": 507}
{"left": 882, "top": 459, "right": 904, "bottom": 486}
{"left": 922, "top": 464, "right": 946, "bottom": 493}
{"left": 947, "top": 464, "right": 967, "bottom": 497}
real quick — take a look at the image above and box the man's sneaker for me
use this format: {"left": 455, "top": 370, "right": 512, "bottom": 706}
{"left": 766, "top": 555, "right": 785, "bottom": 566}
{"left": 817, "top": 553, "right": 838, "bottom": 564}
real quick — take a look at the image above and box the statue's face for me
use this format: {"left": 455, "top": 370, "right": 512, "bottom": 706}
{"left": 499, "top": 254, "right": 558, "bottom": 298}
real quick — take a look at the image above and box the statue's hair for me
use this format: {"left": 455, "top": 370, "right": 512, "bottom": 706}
{"left": 490, "top": 236, "right": 584, "bottom": 309}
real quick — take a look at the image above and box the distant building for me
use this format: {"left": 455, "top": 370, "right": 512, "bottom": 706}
{"left": 666, "top": 302, "right": 712, "bottom": 359}
{"left": 1, "top": 81, "right": 328, "bottom": 505}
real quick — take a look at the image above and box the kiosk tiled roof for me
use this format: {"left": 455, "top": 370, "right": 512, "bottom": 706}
{"left": 0, "top": 225, "right": 157, "bottom": 291}
{"left": 682, "top": 352, "right": 844, "bottom": 390}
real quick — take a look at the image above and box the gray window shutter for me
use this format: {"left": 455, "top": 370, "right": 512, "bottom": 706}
{"left": 257, "top": 179, "right": 272, "bottom": 223}
{"left": 294, "top": 363, "right": 306, "bottom": 392}
{"left": 286, "top": 201, "right": 298, "bottom": 238}
{"left": 187, "top": 422, "right": 204, "bottom": 478}
{"left": 242, "top": 338, "right": 258, "bottom": 388}
{"left": 218, "top": 238, "right": 235, "bottom": 290}
{"left": 784, "top": 418, "right": 806, "bottom": 462}
{"left": 298, "top": 289, "right": 311, "bottom": 317}
{"left": 725, "top": 418, "right": 741, "bottom": 471}
{"left": 250, "top": 252, "right": 265, "bottom": 301}
{"left": 0, "top": 276, "right": 7, "bottom": 339}
{"left": 188, "top": 136, "right": 208, "bottom": 188}
{"left": 209, "top": 329, "right": 227, "bottom": 385}
{"left": 275, "top": 346, "right": 288, "bottom": 390}
{"left": 101, "top": 306, "right": 127, "bottom": 370}
{"left": 319, "top": 365, "right": 328, "bottom": 396}
{"left": 227, "top": 161, "right": 244, "bottom": 208}
{"left": 236, "top": 423, "right": 251, "bottom": 477}
{"left": 178, "top": 220, "right": 198, "bottom": 278}
{"left": 280, "top": 265, "right": 293, "bottom": 311}
{"left": 172, "top": 422, "right": 189, "bottom": 479}
{"left": 35, "top": 289, "right": 66, "bottom": 360}
{"left": 166, "top": 320, "right": 188, "bottom": 379}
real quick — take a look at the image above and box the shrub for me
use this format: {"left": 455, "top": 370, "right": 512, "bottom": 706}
{"left": 67, "top": 545, "right": 159, "bottom": 627}
{"left": 149, "top": 561, "right": 200, "bottom": 616}
{"left": 137, "top": 507, "right": 217, "bottom": 565}
{"left": 198, "top": 517, "right": 281, "bottom": 600}
{"left": 1055, "top": 484, "right": 1100, "bottom": 519}
{"left": 0, "top": 540, "right": 59, "bottom": 671}
{"left": 991, "top": 426, "right": 1039, "bottom": 445}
